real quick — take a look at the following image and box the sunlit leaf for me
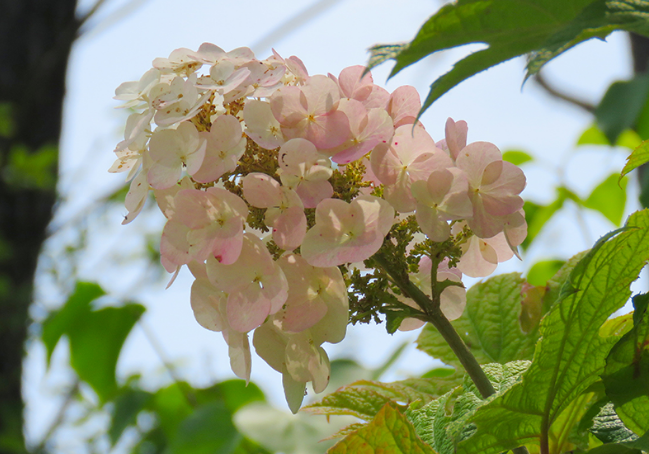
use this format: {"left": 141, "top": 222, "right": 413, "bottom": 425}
{"left": 502, "top": 150, "right": 534, "bottom": 166}
{"left": 578, "top": 124, "right": 611, "bottom": 146}
{"left": 304, "top": 378, "right": 456, "bottom": 421}
{"left": 527, "top": 259, "right": 566, "bottom": 287}
{"left": 584, "top": 173, "right": 628, "bottom": 226}
{"left": 328, "top": 402, "right": 436, "bottom": 454}
{"left": 621, "top": 140, "right": 649, "bottom": 180}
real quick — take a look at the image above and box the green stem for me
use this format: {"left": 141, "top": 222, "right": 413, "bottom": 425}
{"left": 373, "top": 254, "right": 495, "bottom": 398}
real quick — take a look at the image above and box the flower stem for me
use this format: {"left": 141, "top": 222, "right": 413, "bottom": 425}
{"left": 373, "top": 254, "right": 495, "bottom": 398}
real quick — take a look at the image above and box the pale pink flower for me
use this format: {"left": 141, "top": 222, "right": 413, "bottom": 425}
{"left": 240, "top": 59, "right": 286, "bottom": 98}
{"left": 271, "top": 50, "right": 309, "bottom": 85}
{"left": 331, "top": 65, "right": 389, "bottom": 109}
{"left": 194, "top": 43, "right": 255, "bottom": 67}
{"left": 207, "top": 233, "right": 288, "bottom": 333}
{"left": 147, "top": 122, "right": 207, "bottom": 189}
{"left": 386, "top": 85, "right": 421, "bottom": 128}
{"left": 453, "top": 222, "right": 516, "bottom": 277}
{"left": 152, "top": 75, "right": 211, "bottom": 126}
{"left": 439, "top": 117, "right": 468, "bottom": 161}
{"left": 253, "top": 320, "right": 331, "bottom": 412}
{"left": 113, "top": 109, "right": 154, "bottom": 154}
{"left": 173, "top": 187, "right": 248, "bottom": 265}
{"left": 242, "top": 173, "right": 306, "bottom": 250}
{"left": 192, "top": 114, "right": 246, "bottom": 183}
{"left": 153, "top": 176, "right": 194, "bottom": 219}
{"left": 301, "top": 195, "right": 394, "bottom": 267}
{"left": 114, "top": 68, "right": 161, "bottom": 109}
{"left": 270, "top": 75, "right": 351, "bottom": 149}
{"left": 188, "top": 261, "right": 252, "bottom": 381}
{"left": 371, "top": 125, "right": 453, "bottom": 212}
{"left": 243, "top": 100, "right": 284, "bottom": 149}
{"left": 152, "top": 47, "right": 205, "bottom": 76}
{"left": 277, "top": 138, "right": 333, "bottom": 208}
{"left": 276, "top": 253, "right": 348, "bottom": 336}
{"left": 412, "top": 167, "right": 472, "bottom": 241}
{"left": 503, "top": 209, "right": 527, "bottom": 259}
{"left": 195, "top": 60, "right": 251, "bottom": 98}
{"left": 325, "top": 98, "right": 394, "bottom": 165}
{"left": 122, "top": 155, "right": 151, "bottom": 225}
{"left": 110, "top": 111, "right": 151, "bottom": 180}
{"left": 456, "top": 142, "right": 526, "bottom": 238}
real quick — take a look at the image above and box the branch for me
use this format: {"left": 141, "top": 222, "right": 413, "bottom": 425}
{"left": 533, "top": 71, "right": 596, "bottom": 114}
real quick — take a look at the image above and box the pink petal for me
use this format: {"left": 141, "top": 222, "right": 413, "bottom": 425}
{"left": 273, "top": 206, "right": 307, "bottom": 250}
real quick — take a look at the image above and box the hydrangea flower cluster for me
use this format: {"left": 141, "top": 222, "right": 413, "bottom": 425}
{"left": 110, "top": 43, "right": 527, "bottom": 412}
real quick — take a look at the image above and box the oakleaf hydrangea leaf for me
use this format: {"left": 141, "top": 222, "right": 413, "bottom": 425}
{"left": 621, "top": 140, "right": 649, "bottom": 181}
{"left": 603, "top": 293, "right": 649, "bottom": 436}
{"left": 457, "top": 210, "right": 649, "bottom": 454}
{"left": 328, "top": 402, "right": 436, "bottom": 454}
{"left": 407, "top": 361, "right": 530, "bottom": 454}
{"left": 304, "top": 378, "right": 457, "bottom": 421}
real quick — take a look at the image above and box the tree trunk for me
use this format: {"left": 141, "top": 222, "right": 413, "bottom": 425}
{"left": 0, "top": 1, "right": 79, "bottom": 452}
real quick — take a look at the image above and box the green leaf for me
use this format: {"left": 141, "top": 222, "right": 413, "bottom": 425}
{"left": 408, "top": 361, "right": 530, "bottom": 454}
{"left": 196, "top": 379, "right": 265, "bottom": 414}
{"left": 527, "top": 259, "right": 566, "bottom": 287}
{"left": 616, "top": 130, "right": 643, "bottom": 150}
{"left": 417, "top": 274, "right": 539, "bottom": 367}
{"left": 41, "top": 282, "right": 105, "bottom": 364}
{"left": 69, "top": 303, "right": 145, "bottom": 402}
{"left": 547, "top": 390, "right": 598, "bottom": 453}
{"left": 328, "top": 402, "right": 436, "bottom": 454}
{"left": 304, "top": 377, "right": 457, "bottom": 421}
{"left": 150, "top": 383, "right": 194, "bottom": 438}
{"left": 5, "top": 143, "right": 58, "bottom": 190}
{"left": 578, "top": 124, "right": 611, "bottom": 146}
{"left": 621, "top": 140, "right": 649, "bottom": 180}
{"left": 457, "top": 210, "right": 649, "bottom": 454}
{"left": 590, "top": 402, "right": 639, "bottom": 445}
{"left": 502, "top": 150, "right": 534, "bottom": 166}
{"left": 368, "top": 0, "right": 649, "bottom": 115}
{"left": 585, "top": 173, "right": 628, "bottom": 226}
{"left": 169, "top": 401, "right": 240, "bottom": 454}
{"left": 595, "top": 75, "right": 649, "bottom": 144}
{"left": 602, "top": 293, "right": 649, "bottom": 435}
{"left": 599, "top": 313, "right": 635, "bottom": 338}
{"left": 109, "top": 388, "right": 152, "bottom": 445}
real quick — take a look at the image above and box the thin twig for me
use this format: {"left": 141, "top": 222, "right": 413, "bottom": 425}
{"left": 33, "top": 380, "right": 80, "bottom": 453}
{"left": 534, "top": 72, "right": 596, "bottom": 114}
{"left": 137, "top": 319, "right": 196, "bottom": 407}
